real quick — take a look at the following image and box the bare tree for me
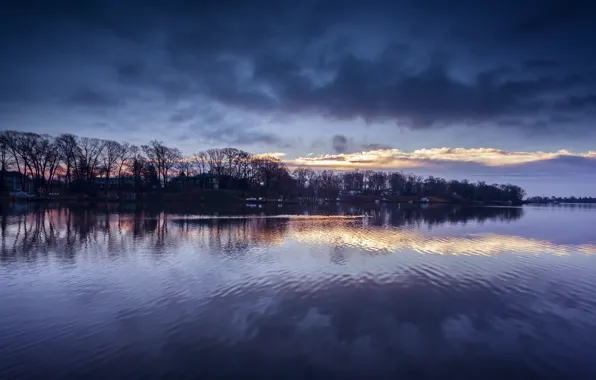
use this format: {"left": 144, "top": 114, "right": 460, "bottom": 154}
{"left": 56, "top": 134, "right": 81, "bottom": 189}
{"left": 251, "top": 155, "right": 289, "bottom": 197}
{"left": 220, "top": 147, "right": 240, "bottom": 176}
{"left": 99, "top": 140, "right": 121, "bottom": 193}
{"left": 9, "top": 132, "right": 39, "bottom": 190}
{"left": 317, "top": 170, "right": 338, "bottom": 199}
{"left": 10, "top": 133, "right": 62, "bottom": 193}
{"left": 0, "top": 136, "right": 15, "bottom": 192}
{"left": 389, "top": 172, "right": 405, "bottom": 194}
{"left": 292, "top": 168, "right": 313, "bottom": 193}
{"left": 192, "top": 151, "right": 208, "bottom": 174}
{"left": 128, "top": 146, "right": 145, "bottom": 192}
{"left": 116, "top": 142, "right": 133, "bottom": 184}
{"left": 13, "top": 132, "right": 37, "bottom": 189}
{"left": 233, "top": 150, "right": 252, "bottom": 195}
{"left": 142, "top": 140, "right": 182, "bottom": 189}
{"left": 78, "top": 137, "right": 106, "bottom": 181}
{"left": 175, "top": 158, "right": 193, "bottom": 177}
{"left": 234, "top": 150, "right": 251, "bottom": 176}
{"left": 162, "top": 147, "right": 182, "bottom": 187}
{"left": 43, "top": 138, "right": 62, "bottom": 193}
{"left": 369, "top": 171, "right": 388, "bottom": 193}
{"left": 205, "top": 148, "right": 226, "bottom": 176}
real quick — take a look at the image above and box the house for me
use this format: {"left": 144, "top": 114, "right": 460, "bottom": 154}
{"left": 170, "top": 173, "right": 219, "bottom": 190}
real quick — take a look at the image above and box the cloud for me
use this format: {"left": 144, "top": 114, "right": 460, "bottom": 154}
{"left": 507, "top": 1, "right": 588, "bottom": 37}
{"left": 197, "top": 124, "right": 284, "bottom": 147}
{"left": 287, "top": 146, "right": 596, "bottom": 195}
{"left": 290, "top": 147, "right": 596, "bottom": 170}
{"left": 556, "top": 95, "right": 596, "bottom": 111}
{"left": 65, "top": 88, "right": 121, "bottom": 108}
{"left": 523, "top": 60, "right": 560, "bottom": 69}
{"left": 205, "top": 50, "right": 590, "bottom": 133}
{"left": 1, "top": 0, "right": 596, "bottom": 149}
{"left": 331, "top": 135, "right": 349, "bottom": 153}
{"left": 360, "top": 143, "right": 393, "bottom": 151}
{"left": 253, "top": 152, "right": 287, "bottom": 159}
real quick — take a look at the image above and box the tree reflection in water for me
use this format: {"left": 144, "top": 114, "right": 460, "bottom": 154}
{"left": 1, "top": 203, "right": 525, "bottom": 265}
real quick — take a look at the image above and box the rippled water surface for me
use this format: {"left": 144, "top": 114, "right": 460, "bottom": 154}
{"left": 1, "top": 203, "right": 596, "bottom": 379}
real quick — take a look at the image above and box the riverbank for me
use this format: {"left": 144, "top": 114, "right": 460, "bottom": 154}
{"left": 0, "top": 190, "right": 521, "bottom": 206}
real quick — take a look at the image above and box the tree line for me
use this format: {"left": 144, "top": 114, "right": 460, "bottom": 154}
{"left": 526, "top": 196, "right": 596, "bottom": 204}
{"left": 292, "top": 168, "right": 526, "bottom": 202}
{"left": 0, "top": 130, "right": 526, "bottom": 203}
{"left": 0, "top": 130, "right": 291, "bottom": 196}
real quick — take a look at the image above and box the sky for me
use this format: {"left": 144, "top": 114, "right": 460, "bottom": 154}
{"left": 1, "top": 0, "right": 595, "bottom": 196}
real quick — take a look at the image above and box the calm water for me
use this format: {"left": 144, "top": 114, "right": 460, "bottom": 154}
{"left": 1, "top": 203, "right": 596, "bottom": 379}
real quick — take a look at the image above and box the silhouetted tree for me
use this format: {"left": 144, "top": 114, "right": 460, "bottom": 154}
{"left": 142, "top": 140, "right": 182, "bottom": 189}
{"left": 56, "top": 134, "right": 80, "bottom": 189}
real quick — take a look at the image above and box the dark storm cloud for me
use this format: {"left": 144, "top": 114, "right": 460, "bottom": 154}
{"left": 556, "top": 95, "right": 596, "bottom": 111}
{"left": 66, "top": 88, "right": 121, "bottom": 108}
{"left": 170, "top": 104, "right": 286, "bottom": 147}
{"left": 507, "top": 0, "right": 588, "bottom": 37}
{"left": 116, "top": 63, "right": 145, "bottom": 82}
{"left": 1, "top": 0, "right": 596, "bottom": 141}
{"left": 331, "top": 135, "right": 349, "bottom": 154}
{"left": 202, "top": 127, "right": 283, "bottom": 146}
{"left": 523, "top": 60, "right": 560, "bottom": 69}
{"left": 230, "top": 54, "right": 585, "bottom": 129}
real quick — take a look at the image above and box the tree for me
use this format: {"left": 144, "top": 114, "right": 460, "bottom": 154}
{"left": 316, "top": 170, "right": 337, "bottom": 198}
{"left": 389, "top": 172, "right": 405, "bottom": 194}
{"left": 192, "top": 151, "right": 208, "bottom": 174}
{"left": 100, "top": 140, "right": 121, "bottom": 193}
{"left": 116, "top": 142, "right": 134, "bottom": 184}
{"left": 130, "top": 149, "right": 146, "bottom": 193}
{"left": 142, "top": 163, "right": 159, "bottom": 189}
{"left": 10, "top": 133, "right": 61, "bottom": 193}
{"left": 293, "top": 167, "right": 313, "bottom": 194}
{"left": 0, "top": 128, "right": 532, "bottom": 203}
{"left": 141, "top": 140, "right": 182, "bottom": 189}
{"left": 175, "top": 158, "right": 193, "bottom": 177}
{"left": 78, "top": 137, "right": 106, "bottom": 182}
{"left": 205, "top": 148, "right": 226, "bottom": 176}
{"left": 0, "top": 131, "right": 25, "bottom": 188}
{"left": 220, "top": 147, "right": 241, "bottom": 177}
{"left": 0, "top": 136, "right": 15, "bottom": 192}
{"left": 56, "top": 134, "right": 81, "bottom": 189}
{"left": 251, "top": 156, "right": 289, "bottom": 197}
{"left": 369, "top": 171, "right": 387, "bottom": 193}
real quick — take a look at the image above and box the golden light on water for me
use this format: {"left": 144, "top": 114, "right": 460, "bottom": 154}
{"left": 288, "top": 221, "right": 596, "bottom": 257}
{"left": 2, "top": 212, "right": 595, "bottom": 259}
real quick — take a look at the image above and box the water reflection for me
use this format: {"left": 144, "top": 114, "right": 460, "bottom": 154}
{"left": 1, "top": 204, "right": 596, "bottom": 379}
{"left": 2, "top": 205, "right": 595, "bottom": 265}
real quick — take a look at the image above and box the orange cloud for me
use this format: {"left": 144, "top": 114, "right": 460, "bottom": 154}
{"left": 253, "top": 152, "right": 287, "bottom": 159}
{"left": 288, "top": 148, "right": 596, "bottom": 169}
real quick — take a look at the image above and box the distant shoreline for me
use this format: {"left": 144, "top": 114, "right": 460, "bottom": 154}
{"left": 0, "top": 195, "right": 523, "bottom": 207}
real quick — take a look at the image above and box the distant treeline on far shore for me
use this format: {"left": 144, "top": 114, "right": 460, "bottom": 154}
{"left": 526, "top": 196, "right": 596, "bottom": 204}
{"left": 1, "top": 130, "right": 526, "bottom": 204}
